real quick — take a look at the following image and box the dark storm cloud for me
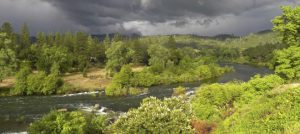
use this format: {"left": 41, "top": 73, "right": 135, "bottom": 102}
{"left": 42, "top": 0, "right": 298, "bottom": 34}
{"left": 0, "top": 0, "right": 299, "bottom": 35}
{"left": 44, "top": 0, "right": 280, "bottom": 24}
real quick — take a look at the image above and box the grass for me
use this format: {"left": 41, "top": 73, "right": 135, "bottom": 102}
{"left": 268, "top": 83, "right": 300, "bottom": 95}
{"left": 0, "top": 77, "right": 15, "bottom": 88}
{"left": 63, "top": 68, "right": 110, "bottom": 91}
{"left": 0, "top": 77, "right": 14, "bottom": 96}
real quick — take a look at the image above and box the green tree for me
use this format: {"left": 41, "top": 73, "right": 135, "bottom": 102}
{"left": 273, "top": 46, "right": 300, "bottom": 80}
{"left": 1, "top": 22, "right": 13, "bottom": 37}
{"left": 1, "top": 22, "right": 16, "bottom": 51}
{"left": 36, "top": 46, "right": 72, "bottom": 74}
{"left": 105, "top": 41, "right": 133, "bottom": 74}
{"left": 18, "top": 23, "right": 31, "bottom": 59}
{"left": 112, "top": 33, "right": 122, "bottom": 42}
{"left": 0, "top": 48, "right": 16, "bottom": 82}
{"left": 0, "top": 33, "right": 16, "bottom": 82}
{"left": 109, "top": 97, "right": 194, "bottom": 134}
{"left": 26, "top": 71, "right": 47, "bottom": 95}
{"left": 103, "top": 34, "right": 111, "bottom": 50}
{"left": 165, "top": 35, "right": 176, "bottom": 49}
{"left": 272, "top": 5, "right": 300, "bottom": 46}
{"left": 54, "top": 32, "right": 62, "bottom": 46}
{"left": 36, "top": 32, "right": 47, "bottom": 45}
{"left": 148, "top": 45, "right": 171, "bottom": 73}
{"left": 11, "top": 65, "right": 31, "bottom": 95}
{"left": 105, "top": 65, "right": 133, "bottom": 96}
{"left": 130, "top": 40, "right": 149, "bottom": 65}
{"left": 41, "top": 63, "right": 63, "bottom": 95}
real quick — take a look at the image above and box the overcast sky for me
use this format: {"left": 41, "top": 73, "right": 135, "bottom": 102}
{"left": 0, "top": 0, "right": 299, "bottom": 36}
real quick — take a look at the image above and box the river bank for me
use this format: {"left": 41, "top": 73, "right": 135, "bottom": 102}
{"left": 0, "top": 63, "right": 273, "bottom": 133}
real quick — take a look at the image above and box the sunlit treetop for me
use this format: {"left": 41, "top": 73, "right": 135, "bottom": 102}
{"left": 272, "top": 5, "right": 300, "bottom": 46}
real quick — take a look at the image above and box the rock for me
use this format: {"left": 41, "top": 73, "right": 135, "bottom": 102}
{"left": 57, "top": 108, "right": 68, "bottom": 112}
{"left": 94, "top": 104, "right": 100, "bottom": 110}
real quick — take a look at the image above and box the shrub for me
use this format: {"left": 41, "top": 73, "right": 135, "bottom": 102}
{"left": 26, "top": 72, "right": 47, "bottom": 95}
{"left": 29, "top": 111, "right": 110, "bottom": 134}
{"left": 173, "top": 86, "right": 186, "bottom": 96}
{"left": 217, "top": 87, "right": 300, "bottom": 133}
{"left": 235, "top": 74, "right": 285, "bottom": 108}
{"left": 191, "top": 83, "right": 243, "bottom": 122}
{"left": 87, "top": 115, "right": 109, "bottom": 134}
{"left": 29, "top": 111, "right": 87, "bottom": 134}
{"left": 131, "top": 70, "right": 157, "bottom": 87}
{"left": 128, "top": 87, "right": 148, "bottom": 95}
{"left": 191, "top": 119, "right": 216, "bottom": 134}
{"left": 109, "top": 97, "right": 194, "bottom": 134}
{"left": 273, "top": 46, "right": 300, "bottom": 80}
{"left": 11, "top": 64, "right": 64, "bottom": 96}
{"left": 42, "top": 73, "right": 63, "bottom": 95}
{"left": 105, "top": 65, "right": 133, "bottom": 96}
{"left": 11, "top": 66, "right": 31, "bottom": 95}
{"left": 247, "top": 74, "right": 285, "bottom": 92}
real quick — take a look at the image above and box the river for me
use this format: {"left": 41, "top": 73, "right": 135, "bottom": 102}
{"left": 0, "top": 63, "right": 273, "bottom": 133}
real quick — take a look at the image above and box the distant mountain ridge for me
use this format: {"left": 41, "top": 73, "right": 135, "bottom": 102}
{"left": 29, "top": 29, "right": 273, "bottom": 42}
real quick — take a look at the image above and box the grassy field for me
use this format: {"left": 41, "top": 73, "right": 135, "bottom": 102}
{"left": 0, "top": 66, "right": 146, "bottom": 95}
{"left": 62, "top": 68, "right": 111, "bottom": 92}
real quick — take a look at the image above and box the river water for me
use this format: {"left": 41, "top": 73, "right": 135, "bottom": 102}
{"left": 0, "top": 63, "right": 273, "bottom": 133}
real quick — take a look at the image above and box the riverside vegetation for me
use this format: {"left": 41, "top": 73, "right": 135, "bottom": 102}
{"left": 1, "top": 5, "right": 300, "bottom": 134}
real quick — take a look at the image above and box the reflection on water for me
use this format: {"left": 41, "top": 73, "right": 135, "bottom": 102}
{"left": 0, "top": 63, "right": 273, "bottom": 133}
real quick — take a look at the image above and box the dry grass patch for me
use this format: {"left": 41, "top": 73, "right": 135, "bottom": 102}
{"left": 63, "top": 68, "right": 111, "bottom": 91}
{"left": 0, "top": 77, "right": 15, "bottom": 88}
{"left": 269, "top": 83, "right": 300, "bottom": 95}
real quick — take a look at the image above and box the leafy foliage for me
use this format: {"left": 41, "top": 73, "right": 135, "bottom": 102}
{"left": 243, "top": 43, "right": 288, "bottom": 66}
{"left": 29, "top": 111, "right": 109, "bottom": 134}
{"left": 11, "top": 64, "right": 63, "bottom": 95}
{"left": 109, "top": 97, "right": 194, "bottom": 134}
{"left": 272, "top": 5, "right": 300, "bottom": 46}
{"left": 36, "top": 45, "right": 72, "bottom": 74}
{"left": 173, "top": 86, "right": 186, "bottom": 96}
{"left": 0, "top": 33, "right": 16, "bottom": 82}
{"left": 192, "top": 83, "right": 243, "bottom": 122}
{"left": 192, "top": 74, "right": 285, "bottom": 122}
{"left": 273, "top": 46, "right": 300, "bottom": 80}
{"left": 105, "top": 41, "right": 133, "bottom": 74}
{"left": 217, "top": 86, "right": 300, "bottom": 134}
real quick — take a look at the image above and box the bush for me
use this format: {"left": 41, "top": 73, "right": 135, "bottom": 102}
{"left": 128, "top": 87, "right": 148, "bottom": 95}
{"left": 11, "top": 66, "right": 31, "bottom": 95}
{"left": 191, "top": 83, "right": 243, "bottom": 122}
{"left": 273, "top": 46, "right": 300, "bottom": 80}
{"left": 105, "top": 65, "right": 133, "bottom": 96}
{"left": 87, "top": 115, "right": 109, "bottom": 134}
{"left": 191, "top": 119, "right": 216, "bottom": 134}
{"left": 106, "top": 63, "right": 231, "bottom": 97}
{"left": 29, "top": 111, "right": 87, "bottom": 134}
{"left": 235, "top": 75, "right": 285, "bottom": 108}
{"left": 105, "top": 84, "right": 127, "bottom": 96}
{"left": 131, "top": 70, "right": 157, "bottom": 87}
{"left": 109, "top": 97, "right": 194, "bottom": 134}
{"left": 172, "top": 86, "right": 186, "bottom": 96}
{"left": 26, "top": 72, "right": 47, "bottom": 95}
{"left": 216, "top": 87, "right": 300, "bottom": 133}
{"left": 29, "top": 111, "right": 110, "bottom": 134}
{"left": 247, "top": 74, "right": 285, "bottom": 92}
{"left": 11, "top": 64, "right": 64, "bottom": 96}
